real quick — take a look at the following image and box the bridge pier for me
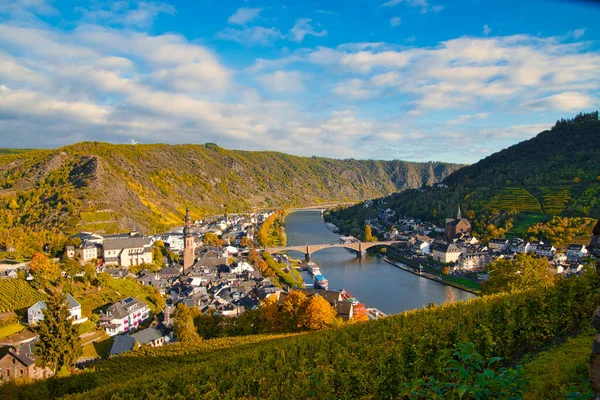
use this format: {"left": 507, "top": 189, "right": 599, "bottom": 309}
{"left": 305, "top": 245, "right": 310, "bottom": 262}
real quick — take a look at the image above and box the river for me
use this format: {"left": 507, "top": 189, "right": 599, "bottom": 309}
{"left": 285, "top": 210, "right": 475, "bottom": 315}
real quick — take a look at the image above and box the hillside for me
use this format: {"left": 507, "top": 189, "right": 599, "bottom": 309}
{"left": 327, "top": 112, "right": 600, "bottom": 241}
{"left": 0, "top": 142, "right": 460, "bottom": 235}
{"left": 3, "top": 270, "right": 596, "bottom": 399}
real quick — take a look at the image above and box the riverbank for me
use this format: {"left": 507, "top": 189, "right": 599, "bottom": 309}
{"left": 383, "top": 256, "right": 480, "bottom": 295}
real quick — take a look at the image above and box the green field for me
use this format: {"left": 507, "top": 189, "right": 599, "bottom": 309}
{"left": 82, "top": 334, "right": 114, "bottom": 360}
{"left": 487, "top": 188, "right": 542, "bottom": 213}
{"left": 505, "top": 213, "right": 549, "bottom": 239}
{"left": 0, "top": 322, "right": 26, "bottom": 339}
{"left": 522, "top": 328, "right": 594, "bottom": 399}
{"left": 79, "top": 211, "right": 113, "bottom": 223}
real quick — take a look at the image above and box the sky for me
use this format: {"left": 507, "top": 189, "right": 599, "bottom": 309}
{"left": 0, "top": 0, "right": 599, "bottom": 163}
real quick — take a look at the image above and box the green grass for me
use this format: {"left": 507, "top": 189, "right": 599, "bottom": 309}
{"left": 82, "top": 334, "right": 114, "bottom": 360}
{"left": 80, "top": 211, "right": 113, "bottom": 223}
{"left": 506, "top": 213, "right": 549, "bottom": 239}
{"left": 0, "top": 322, "right": 27, "bottom": 339}
{"left": 522, "top": 328, "right": 594, "bottom": 399}
{"left": 488, "top": 188, "right": 542, "bottom": 213}
{"left": 80, "top": 222, "right": 119, "bottom": 234}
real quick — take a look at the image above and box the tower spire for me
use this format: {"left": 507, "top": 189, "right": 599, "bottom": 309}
{"left": 457, "top": 205, "right": 462, "bottom": 220}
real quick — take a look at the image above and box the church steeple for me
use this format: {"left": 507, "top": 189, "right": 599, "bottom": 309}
{"left": 183, "top": 208, "right": 195, "bottom": 270}
{"left": 457, "top": 205, "right": 462, "bottom": 220}
{"left": 183, "top": 207, "right": 192, "bottom": 237}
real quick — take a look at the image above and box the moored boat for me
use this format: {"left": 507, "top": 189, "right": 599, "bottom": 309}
{"left": 314, "top": 274, "right": 329, "bottom": 290}
{"left": 306, "top": 261, "right": 321, "bottom": 276}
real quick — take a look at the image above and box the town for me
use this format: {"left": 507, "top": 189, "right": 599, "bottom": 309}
{"left": 1, "top": 197, "right": 597, "bottom": 382}
{"left": 0, "top": 208, "right": 384, "bottom": 380}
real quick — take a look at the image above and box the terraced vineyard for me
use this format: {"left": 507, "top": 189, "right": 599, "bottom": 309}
{"left": 541, "top": 187, "right": 571, "bottom": 215}
{"left": 0, "top": 279, "right": 44, "bottom": 312}
{"left": 487, "top": 188, "right": 542, "bottom": 213}
{"left": 6, "top": 271, "right": 596, "bottom": 399}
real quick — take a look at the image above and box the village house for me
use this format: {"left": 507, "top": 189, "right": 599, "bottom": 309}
{"left": 510, "top": 238, "right": 531, "bottom": 254}
{"left": 131, "top": 325, "right": 170, "bottom": 347}
{"left": 431, "top": 242, "right": 462, "bottom": 264}
{"left": 535, "top": 244, "right": 557, "bottom": 258}
{"left": 27, "top": 294, "right": 82, "bottom": 325}
{"left": 103, "top": 233, "right": 153, "bottom": 267}
{"left": 566, "top": 244, "right": 588, "bottom": 262}
{"left": 458, "top": 249, "right": 491, "bottom": 270}
{"left": 0, "top": 340, "right": 53, "bottom": 381}
{"left": 74, "top": 241, "right": 102, "bottom": 264}
{"left": 488, "top": 238, "right": 510, "bottom": 253}
{"left": 100, "top": 297, "right": 150, "bottom": 336}
{"left": 161, "top": 232, "right": 185, "bottom": 252}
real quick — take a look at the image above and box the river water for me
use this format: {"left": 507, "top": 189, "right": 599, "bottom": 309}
{"left": 285, "top": 210, "right": 475, "bottom": 315}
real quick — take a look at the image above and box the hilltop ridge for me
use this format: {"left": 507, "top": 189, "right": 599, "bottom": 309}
{"left": 0, "top": 142, "right": 461, "bottom": 234}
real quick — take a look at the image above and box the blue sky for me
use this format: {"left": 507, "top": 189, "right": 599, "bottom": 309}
{"left": 0, "top": 0, "right": 599, "bottom": 163}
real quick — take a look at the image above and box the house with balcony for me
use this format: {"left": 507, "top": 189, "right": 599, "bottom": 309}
{"left": 100, "top": 297, "right": 150, "bottom": 336}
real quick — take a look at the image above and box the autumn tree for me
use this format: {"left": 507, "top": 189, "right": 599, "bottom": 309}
{"left": 482, "top": 254, "right": 556, "bottom": 295}
{"left": 239, "top": 236, "right": 250, "bottom": 248}
{"left": 30, "top": 252, "right": 61, "bottom": 286}
{"left": 259, "top": 296, "right": 282, "bottom": 332}
{"left": 364, "top": 225, "right": 377, "bottom": 242}
{"left": 301, "top": 294, "right": 337, "bottom": 331}
{"left": 62, "top": 256, "right": 82, "bottom": 284}
{"left": 280, "top": 290, "right": 308, "bottom": 331}
{"left": 34, "top": 291, "right": 82, "bottom": 374}
{"left": 173, "top": 303, "right": 202, "bottom": 344}
{"left": 203, "top": 232, "right": 221, "bottom": 247}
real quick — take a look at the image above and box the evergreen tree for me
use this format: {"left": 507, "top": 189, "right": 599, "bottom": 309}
{"left": 34, "top": 291, "right": 82, "bottom": 374}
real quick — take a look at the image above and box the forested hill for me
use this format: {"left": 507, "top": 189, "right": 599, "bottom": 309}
{"left": 444, "top": 112, "right": 600, "bottom": 187}
{"left": 327, "top": 112, "right": 600, "bottom": 241}
{"left": 0, "top": 142, "right": 460, "bottom": 234}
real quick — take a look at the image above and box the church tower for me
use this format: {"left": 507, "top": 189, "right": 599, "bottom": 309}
{"left": 457, "top": 205, "right": 462, "bottom": 220}
{"left": 183, "top": 208, "right": 195, "bottom": 270}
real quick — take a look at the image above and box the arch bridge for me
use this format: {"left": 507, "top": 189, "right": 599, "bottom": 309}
{"left": 265, "top": 241, "right": 403, "bottom": 260}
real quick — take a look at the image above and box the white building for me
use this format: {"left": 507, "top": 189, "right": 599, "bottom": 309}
{"left": 566, "top": 244, "right": 588, "bottom": 262}
{"left": 103, "top": 234, "right": 153, "bottom": 267}
{"left": 162, "top": 233, "right": 185, "bottom": 252}
{"left": 100, "top": 297, "right": 150, "bottom": 336}
{"left": 535, "top": 244, "right": 556, "bottom": 258}
{"left": 75, "top": 241, "right": 101, "bottom": 263}
{"left": 431, "top": 242, "right": 462, "bottom": 264}
{"left": 510, "top": 238, "right": 531, "bottom": 254}
{"left": 488, "top": 238, "right": 509, "bottom": 253}
{"left": 27, "top": 294, "right": 82, "bottom": 325}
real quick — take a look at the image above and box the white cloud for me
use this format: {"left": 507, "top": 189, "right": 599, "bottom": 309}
{"left": 216, "top": 26, "right": 285, "bottom": 46}
{"left": 289, "top": 18, "right": 327, "bottom": 43}
{"left": 447, "top": 113, "right": 489, "bottom": 126}
{"left": 483, "top": 24, "right": 491, "bottom": 36}
{"left": 571, "top": 28, "right": 586, "bottom": 39}
{"left": 299, "top": 34, "right": 600, "bottom": 113}
{"left": 256, "top": 70, "right": 304, "bottom": 93}
{"left": 228, "top": 7, "right": 262, "bottom": 25}
{"left": 332, "top": 79, "right": 377, "bottom": 99}
{"left": 390, "top": 17, "right": 402, "bottom": 27}
{"left": 381, "top": 0, "right": 444, "bottom": 14}
{"left": 519, "top": 91, "right": 596, "bottom": 112}
{"left": 76, "top": 1, "right": 175, "bottom": 29}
